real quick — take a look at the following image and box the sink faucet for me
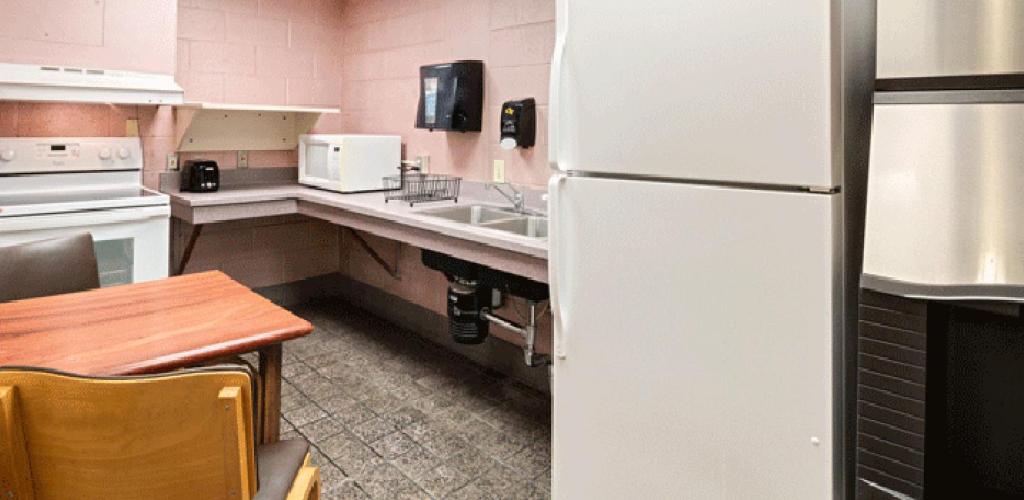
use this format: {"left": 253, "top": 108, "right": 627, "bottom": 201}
{"left": 487, "top": 182, "right": 526, "bottom": 213}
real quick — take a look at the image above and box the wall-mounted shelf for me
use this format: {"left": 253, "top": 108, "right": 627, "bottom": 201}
{"left": 174, "top": 102, "right": 340, "bottom": 152}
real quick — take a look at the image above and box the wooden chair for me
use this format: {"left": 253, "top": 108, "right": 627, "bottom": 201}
{"left": 0, "top": 365, "right": 319, "bottom": 500}
{"left": 0, "top": 233, "right": 100, "bottom": 302}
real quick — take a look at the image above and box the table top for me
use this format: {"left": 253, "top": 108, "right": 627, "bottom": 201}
{"left": 0, "top": 271, "right": 312, "bottom": 375}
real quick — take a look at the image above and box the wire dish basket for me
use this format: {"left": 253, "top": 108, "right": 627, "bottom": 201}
{"left": 384, "top": 172, "right": 461, "bottom": 206}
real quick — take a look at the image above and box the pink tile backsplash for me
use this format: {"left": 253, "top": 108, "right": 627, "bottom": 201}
{"left": 139, "top": 106, "right": 177, "bottom": 138}
{"left": 12, "top": 103, "right": 118, "bottom": 137}
{"left": 249, "top": 149, "right": 299, "bottom": 167}
{"left": 0, "top": 103, "right": 19, "bottom": 136}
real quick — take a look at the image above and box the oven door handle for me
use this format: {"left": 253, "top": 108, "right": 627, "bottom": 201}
{"left": 0, "top": 205, "right": 169, "bottom": 231}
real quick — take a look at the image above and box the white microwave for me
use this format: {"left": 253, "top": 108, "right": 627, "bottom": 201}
{"left": 298, "top": 134, "right": 402, "bottom": 193}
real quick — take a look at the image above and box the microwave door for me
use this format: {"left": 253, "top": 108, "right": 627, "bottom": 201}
{"left": 303, "top": 140, "right": 341, "bottom": 184}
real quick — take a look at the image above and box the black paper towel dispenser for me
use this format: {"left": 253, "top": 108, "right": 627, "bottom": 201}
{"left": 416, "top": 61, "right": 483, "bottom": 132}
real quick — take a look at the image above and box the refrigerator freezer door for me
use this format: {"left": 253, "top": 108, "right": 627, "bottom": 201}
{"left": 549, "top": 0, "right": 835, "bottom": 188}
{"left": 550, "top": 176, "right": 837, "bottom": 499}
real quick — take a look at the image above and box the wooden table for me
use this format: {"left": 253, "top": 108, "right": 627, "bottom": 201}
{"left": 0, "top": 271, "right": 312, "bottom": 444}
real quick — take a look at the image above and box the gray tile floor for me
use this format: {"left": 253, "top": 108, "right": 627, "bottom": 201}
{"left": 278, "top": 299, "right": 552, "bottom": 499}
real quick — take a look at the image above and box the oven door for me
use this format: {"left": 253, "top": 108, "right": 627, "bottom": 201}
{"left": 0, "top": 205, "right": 169, "bottom": 286}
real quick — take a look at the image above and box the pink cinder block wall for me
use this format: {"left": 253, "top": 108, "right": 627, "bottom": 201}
{"left": 335, "top": 0, "right": 554, "bottom": 354}
{"left": 339, "top": 0, "right": 555, "bottom": 188}
{"left": 0, "top": 0, "right": 347, "bottom": 289}
{"left": 173, "top": 0, "right": 346, "bottom": 288}
{"left": 0, "top": 0, "right": 345, "bottom": 187}
{"left": 0, "top": 0, "right": 177, "bottom": 74}
{"left": 1, "top": 0, "right": 555, "bottom": 325}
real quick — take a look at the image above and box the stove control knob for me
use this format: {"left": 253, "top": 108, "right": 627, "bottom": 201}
{"left": 99, "top": 148, "right": 112, "bottom": 160}
{"left": 117, "top": 147, "right": 131, "bottom": 159}
{"left": 0, "top": 150, "right": 14, "bottom": 162}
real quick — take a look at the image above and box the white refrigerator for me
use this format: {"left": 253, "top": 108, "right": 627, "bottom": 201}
{"left": 548, "top": 1, "right": 874, "bottom": 498}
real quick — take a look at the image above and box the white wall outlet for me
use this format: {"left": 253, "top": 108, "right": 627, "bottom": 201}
{"left": 166, "top": 153, "right": 179, "bottom": 171}
{"left": 237, "top": 150, "right": 249, "bottom": 168}
{"left": 492, "top": 159, "right": 505, "bottom": 183}
{"left": 418, "top": 154, "right": 430, "bottom": 173}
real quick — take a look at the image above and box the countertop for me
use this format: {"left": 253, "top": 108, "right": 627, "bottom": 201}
{"left": 162, "top": 173, "right": 548, "bottom": 261}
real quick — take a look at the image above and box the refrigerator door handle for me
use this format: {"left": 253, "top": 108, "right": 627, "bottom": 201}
{"left": 549, "top": 173, "right": 568, "bottom": 359}
{"left": 548, "top": 0, "right": 568, "bottom": 170}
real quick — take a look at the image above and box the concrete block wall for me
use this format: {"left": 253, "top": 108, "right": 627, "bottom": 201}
{"left": 338, "top": 230, "right": 552, "bottom": 354}
{"left": 176, "top": 215, "right": 341, "bottom": 289}
{"left": 0, "top": 0, "right": 347, "bottom": 289}
{"left": 0, "top": 0, "right": 554, "bottom": 330}
{"left": 339, "top": 0, "right": 555, "bottom": 188}
{"left": 332, "top": 0, "right": 555, "bottom": 353}
{"left": 176, "top": 0, "right": 345, "bottom": 119}
{"left": 0, "top": 0, "right": 177, "bottom": 74}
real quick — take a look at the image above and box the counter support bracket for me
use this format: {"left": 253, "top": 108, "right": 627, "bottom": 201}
{"left": 177, "top": 223, "right": 204, "bottom": 276}
{"left": 348, "top": 228, "right": 401, "bottom": 279}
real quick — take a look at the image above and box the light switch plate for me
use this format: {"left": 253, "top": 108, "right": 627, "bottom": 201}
{"left": 237, "top": 150, "right": 249, "bottom": 168}
{"left": 166, "top": 153, "right": 179, "bottom": 171}
{"left": 492, "top": 159, "right": 505, "bottom": 183}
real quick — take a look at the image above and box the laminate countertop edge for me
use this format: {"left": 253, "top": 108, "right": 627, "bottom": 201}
{"left": 164, "top": 184, "right": 550, "bottom": 275}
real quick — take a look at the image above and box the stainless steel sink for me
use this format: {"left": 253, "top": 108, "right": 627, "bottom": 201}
{"left": 484, "top": 216, "right": 548, "bottom": 238}
{"left": 418, "top": 205, "right": 517, "bottom": 225}
{"left": 418, "top": 204, "right": 548, "bottom": 239}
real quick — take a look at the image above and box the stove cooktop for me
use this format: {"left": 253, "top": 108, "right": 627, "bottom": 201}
{"left": 0, "top": 188, "right": 159, "bottom": 207}
{"left": 0, "top": 187, "right": 168, "bottom": 217}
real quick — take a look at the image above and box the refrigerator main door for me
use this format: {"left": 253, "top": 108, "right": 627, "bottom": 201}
{"left": 550, "top": 0, "right": 834, "bottom": 187}
{"left": 550, "top": 175, "right": 837, "bottom": 499}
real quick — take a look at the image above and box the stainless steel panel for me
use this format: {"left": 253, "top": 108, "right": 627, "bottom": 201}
{"left": 877, "top": 0, "right": 1024, "bottom": 79}
{"left": 876, "top": 89, "right": 1024, "bottom": 105}
{"left": 841, "top": 1, "right": 877, "bottom": 498}
{"left": 864, "top": 103, "right": 1024, "bottom": 300}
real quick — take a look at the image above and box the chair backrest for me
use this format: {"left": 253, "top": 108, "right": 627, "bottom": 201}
{"left": 0, "top": 366, "right": 257, "bottom": 500}
{"left": 0, "top": 233, "right": 101, "bottom": 302}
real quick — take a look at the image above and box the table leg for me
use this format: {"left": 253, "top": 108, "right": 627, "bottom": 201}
{"left": 258, "top": 343, "right": 283, "bottom": 444}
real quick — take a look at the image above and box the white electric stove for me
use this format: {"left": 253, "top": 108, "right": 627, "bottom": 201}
{"left": 0, "top": 137, "right": 170, "bottom": 286}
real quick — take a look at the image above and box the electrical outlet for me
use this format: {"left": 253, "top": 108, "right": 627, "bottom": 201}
{"left": 125, "top": 119, "right": 139, "bottom": 137}
{"left": 492, "top": 159, "right": 505, "bottom": 183}
{"left": 166, "top": 154, "right": 179, "bottom": 171}
{"left": 237, "top": 150, "right": 249, "bottom": 168}
{"left": 418, "top": 154, "right": 430, "bottom": 173}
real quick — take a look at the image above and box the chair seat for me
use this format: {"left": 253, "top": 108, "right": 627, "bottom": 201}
{"left": 255, "top": 439, "right": 311, "bottom": 500}
{"left": 0, "top": 233, "right": 100, "bottom": 302}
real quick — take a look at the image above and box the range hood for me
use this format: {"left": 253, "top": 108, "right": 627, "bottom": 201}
{"left": 0, "top": 62, "right": 183, "bottom": 105}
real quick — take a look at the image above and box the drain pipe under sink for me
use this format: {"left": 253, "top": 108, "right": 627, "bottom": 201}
{"left": 484, "top": 300, "right": 549, "bottom": 367}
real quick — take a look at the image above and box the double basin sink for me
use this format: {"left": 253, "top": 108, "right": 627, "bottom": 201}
{"left": 418, "top": 205, "right": 548, "bottom": 239}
